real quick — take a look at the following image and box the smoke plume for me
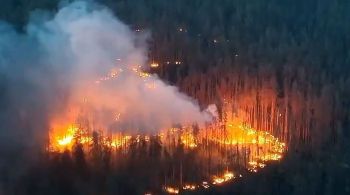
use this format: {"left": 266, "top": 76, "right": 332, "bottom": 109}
{"left": 0, "top": 0, "right": 212, "bottom": 150}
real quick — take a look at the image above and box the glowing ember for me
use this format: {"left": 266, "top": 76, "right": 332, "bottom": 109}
{"left": 212, "top": 171, "right": 235, "bottom": 185}
{"left": 150, "top": 62, "right": 159, "bottom": 68}
{"left": 182, "top": 184, "right": 196, "bottom": 190}
{"left": 202, "top": 181, "right": 210, "bottom": 189}
{"left": 164, "top": 186, "right": 179, "bottom": 194}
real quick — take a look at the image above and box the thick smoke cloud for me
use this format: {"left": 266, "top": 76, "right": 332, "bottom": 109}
{"left": 0, "top": 0, "right": 212, "bottom": 149}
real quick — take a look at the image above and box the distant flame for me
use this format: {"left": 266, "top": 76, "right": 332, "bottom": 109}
{"left": 164, "top": 186, "right": 179, "bottom": 194}
{"left": 212, "top": 171, "right": 235, "bottom": 185}
{"left": 150, "top": 62, "right": 159, "bottom": 68}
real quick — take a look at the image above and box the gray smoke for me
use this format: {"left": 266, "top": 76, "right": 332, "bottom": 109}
{"left": 0, "top": 0, "right": 212, "bottom": 148}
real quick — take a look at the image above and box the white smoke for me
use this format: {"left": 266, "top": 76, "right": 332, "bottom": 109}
{"left": 0, "top": 0, "right": 212, "bottom": 135}
{"left": 206, "top": 104, "right": 219, "bottom": 119}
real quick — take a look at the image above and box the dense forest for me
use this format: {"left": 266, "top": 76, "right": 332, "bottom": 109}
{"left": 0, "top": 0, "right": 350, "bottom": 194}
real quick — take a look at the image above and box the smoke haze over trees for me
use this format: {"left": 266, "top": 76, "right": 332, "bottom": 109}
{"left": 0, "top": 0, "right": 350, "bottom": 194}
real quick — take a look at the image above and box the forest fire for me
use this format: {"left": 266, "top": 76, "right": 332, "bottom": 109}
{"left": 46, "top": 61, "right": 286, "bottom": 192}
{"left": 49, "top": 120, "right": 285, "bottom": 152}
{"left": 0, "top": 0, "right": 348, "bottom": 194}
{"left": 43, "top": 51, "right": 287, "bottom": 194}
{"left": 47, "top": 111, "right": 286, "bottom": 194}
{"left": 25, "top": 2, "right": 288, "bottom": 193}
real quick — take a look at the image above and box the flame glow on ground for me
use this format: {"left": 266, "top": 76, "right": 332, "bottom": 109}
{"left": 48, "top": 118, "right": 286, "bottom": 194}
{"left": 47, "top": 62, "right": 286, "bottom": 194}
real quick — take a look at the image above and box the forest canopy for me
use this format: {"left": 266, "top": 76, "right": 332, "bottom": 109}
{"left": 0, "top": 0, "right": 349, "bottom": 195}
